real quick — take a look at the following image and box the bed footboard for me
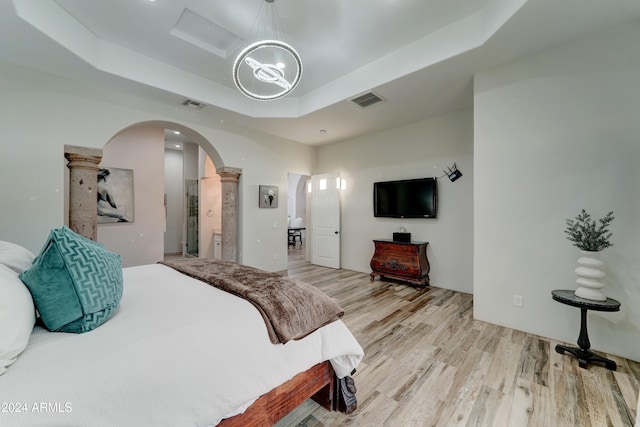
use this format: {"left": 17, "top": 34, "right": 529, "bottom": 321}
{"left": 218, "top": 361, "right": 357, "bottom": 426}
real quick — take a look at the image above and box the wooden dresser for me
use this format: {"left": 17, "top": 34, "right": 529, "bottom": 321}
{"left": 370, "top": 239, "right": 430, "bottom": 287}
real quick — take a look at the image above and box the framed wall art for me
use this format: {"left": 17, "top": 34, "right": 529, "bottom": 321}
{"left": 259, "top": 185, "right": 278, "bottom": 208}
{"left": 97, "top": 167, "right": 134, "bottom": 223}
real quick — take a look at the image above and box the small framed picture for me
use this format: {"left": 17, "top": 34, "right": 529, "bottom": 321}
{"left": 259, "top": 185, "right": 278, "bottom": 208}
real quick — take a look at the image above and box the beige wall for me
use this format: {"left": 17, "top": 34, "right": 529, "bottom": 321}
{"left": 316, "top": 109, "right": 474, "bottom": 293}
{"left": 99, "top": 127, "right": 165, "bottom": 267}
{"left": 474, "top": 21, "right": 640, "bottom": 361}
{"left": 0, "top": 60, "right": 315, "bottom": 271}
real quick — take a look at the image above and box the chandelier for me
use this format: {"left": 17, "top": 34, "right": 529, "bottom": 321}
{"left": 232, "top": 0, "right": 302, "bottom": 101}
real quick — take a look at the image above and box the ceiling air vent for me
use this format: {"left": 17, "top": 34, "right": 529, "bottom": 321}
{"left": 181, "top": 99, "right": 206, "bottom": 110}
{"left": 350, "top": 92, "right": 383, "bottom": 108}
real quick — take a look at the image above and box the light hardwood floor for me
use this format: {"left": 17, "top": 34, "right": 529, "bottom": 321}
{"left": 276, "top": 245, "right": 640, "bottom": 427}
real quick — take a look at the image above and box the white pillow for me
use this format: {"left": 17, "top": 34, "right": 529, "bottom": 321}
{"left": 0, "top": 264, "right": 35, "bottom": 375}
{"left": 0, "top": 241, "right": 36, "bottom": 274}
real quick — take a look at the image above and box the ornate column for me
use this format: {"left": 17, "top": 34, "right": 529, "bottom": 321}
{"left": 217, "top": 167, "right": 242, "bottom": 262}
{"left": 64, "top": 145, "right": 103, "bottom": 241}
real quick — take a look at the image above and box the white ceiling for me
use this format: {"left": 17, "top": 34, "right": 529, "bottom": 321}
{"left": 1, "top": 0, "right": 640, "bottom": 145}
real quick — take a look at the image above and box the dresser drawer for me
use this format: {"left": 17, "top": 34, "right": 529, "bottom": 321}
{"left": 375, "top": 242, "right": 417, "bottom": 255}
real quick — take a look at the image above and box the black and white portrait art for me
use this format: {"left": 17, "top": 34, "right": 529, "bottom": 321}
{"left": 97, "top": 168, "right": 134, "bottom": 223}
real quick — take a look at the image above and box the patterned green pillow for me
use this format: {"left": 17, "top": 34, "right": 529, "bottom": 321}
{"left": 20, "top": 227, "right": 123, "bottom": 333}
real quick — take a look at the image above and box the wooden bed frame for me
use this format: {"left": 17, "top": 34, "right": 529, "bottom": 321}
{"left": 218, "top": 361, "right": 357, "bottom": 426}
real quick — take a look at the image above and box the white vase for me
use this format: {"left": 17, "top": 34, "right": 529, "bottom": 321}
{"left": 574, "top": 250, "right": 607, "bottom": 301}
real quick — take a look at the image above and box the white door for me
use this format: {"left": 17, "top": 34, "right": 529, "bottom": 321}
{"left": 311, "top": 173, "right": 341, "bottom": 269}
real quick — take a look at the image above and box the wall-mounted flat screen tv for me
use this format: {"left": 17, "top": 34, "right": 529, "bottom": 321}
{"left": 373, "top": 177, "right": 437, "bottom": 218}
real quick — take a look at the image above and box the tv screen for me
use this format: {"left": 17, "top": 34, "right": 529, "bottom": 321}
{"left": 373, "top": 177, "right": 437, "bottom": 218}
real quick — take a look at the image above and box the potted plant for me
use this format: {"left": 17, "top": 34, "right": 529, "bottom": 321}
{"left": 565, "top": 209, "right": 614, "bottom": 252}
{"left": 564, "top": 209, "right": 614, "bottom": 301}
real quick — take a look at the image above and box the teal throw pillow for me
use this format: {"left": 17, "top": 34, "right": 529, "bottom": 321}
{"left": 19, "top": 226, "right": 123, "bottom": 333}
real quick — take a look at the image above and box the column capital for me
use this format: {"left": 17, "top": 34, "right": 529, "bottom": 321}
{"left": 64, "top": 145, "right": 103, "bottom": 170}
{"left": 217, "top": 166, "right": 242, "bottom": 183}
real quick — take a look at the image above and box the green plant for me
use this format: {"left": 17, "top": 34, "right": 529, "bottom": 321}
{"left": 564, "top": 209, "right": 614, "bottom": 252}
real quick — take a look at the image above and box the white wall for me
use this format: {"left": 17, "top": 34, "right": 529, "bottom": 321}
{"left": 164, "top": 149, "right": 183, "bottom": 255}
{"left": 287, "top": 173, "right": 298, "bottom": 225}
{"left": 287, "top": 173, "right": 307, "bottom": 226}
{"left": 316, "top": 110, "right": 474, "bottom": 293}
{"left": 295, "top": 175, "right": 307, "bottom": 227}
{"left": 237, "top": 133, "right": 315, "bottom": 271}
{"left": 474, "top": 22, "right": 640, "bottom": 361}
{"left": 183, "top": 142, "right": 199, "bottom": 181}
{"left": 0, "top": 60, "right": 315, "bottom": 272}
{"left": 99, "top": 127, "right": 165, "bottom": 267}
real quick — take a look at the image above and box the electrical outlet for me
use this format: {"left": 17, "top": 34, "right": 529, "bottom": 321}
{"left": 513, "top": 295, "right": 523, "bottom": 307}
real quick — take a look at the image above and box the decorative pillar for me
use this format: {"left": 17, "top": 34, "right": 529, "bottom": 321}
{"left": 64, "top": 145, "right": 103, "bottom": 241}
{"left": 217, "top": 167, "right": 242, "bottom": 262}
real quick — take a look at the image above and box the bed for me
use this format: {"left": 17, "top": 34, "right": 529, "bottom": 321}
{"left": 0, "top": 230, "right": 363, "bottom": 427}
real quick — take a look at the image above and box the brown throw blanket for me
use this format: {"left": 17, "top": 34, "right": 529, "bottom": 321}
{"left": 159, "top": 258, "right": 344, "bottom": 344}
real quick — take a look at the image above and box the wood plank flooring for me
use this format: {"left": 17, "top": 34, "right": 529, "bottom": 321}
{"left": 276, "top": 245, "right": 640, "bottom": 427}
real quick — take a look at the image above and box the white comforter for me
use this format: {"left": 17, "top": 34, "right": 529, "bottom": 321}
{"left": 0, "top": 264, "right": 363, "bottom": 427}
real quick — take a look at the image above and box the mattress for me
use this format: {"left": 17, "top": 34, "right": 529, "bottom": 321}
{"left": 0, "top": 263, "right": 363, "bottom": 427}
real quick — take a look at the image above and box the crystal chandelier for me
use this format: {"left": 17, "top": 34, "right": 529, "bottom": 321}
{"left": 233, "top": 0, "right": 302, "bottom": 100}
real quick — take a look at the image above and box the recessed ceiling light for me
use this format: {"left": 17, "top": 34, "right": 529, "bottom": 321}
{"left": 320, "top": 129, "right": 327, "bottom": 134}
{"left": 175, "top": 144, "right": 181, "bottom": 148}
{"left": 173, "top": 131, "right": 180, "bottom": 135}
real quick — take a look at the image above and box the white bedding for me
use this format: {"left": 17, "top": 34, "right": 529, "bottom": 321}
{"left": 0, "top": 264, "right": 363, "bottom": 427}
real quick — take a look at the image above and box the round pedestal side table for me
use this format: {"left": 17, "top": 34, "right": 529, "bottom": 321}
{"left": 551, "top": 289, "right": 620, "bottom": 370}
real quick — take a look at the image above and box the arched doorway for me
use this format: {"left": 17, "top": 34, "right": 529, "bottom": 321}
{"left": 287, "top": 172, "right": 309, "bottom": 261}
{"left": 69, "top": 121, "right": 241, "bottom": 267}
